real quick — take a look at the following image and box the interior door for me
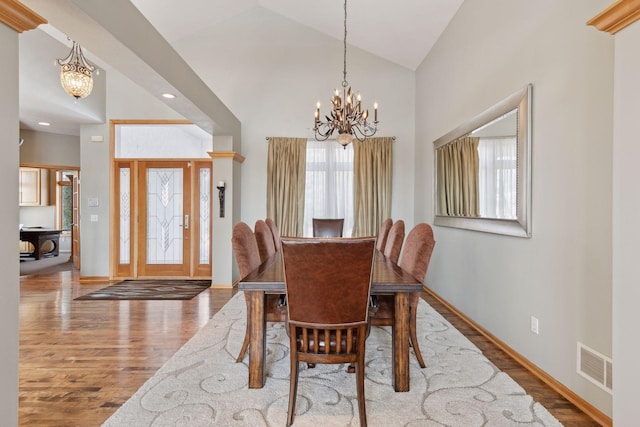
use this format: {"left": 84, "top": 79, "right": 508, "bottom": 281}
{"left": 137, "top": 161, "right": 191, "bottom": 277}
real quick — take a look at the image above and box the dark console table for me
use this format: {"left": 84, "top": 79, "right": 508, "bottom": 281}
{"left": 20, "top": 228, "right": 61, "bottom": 260}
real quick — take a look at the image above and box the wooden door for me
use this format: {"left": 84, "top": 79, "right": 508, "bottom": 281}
{"left": 71, "top": 175, "right": 80, "bottom": 270}
{"left": 137, "top": 161, "right": 191, "bottom": 277}
{"left": 113, "top": 160, "right": 211, "bottom": 279}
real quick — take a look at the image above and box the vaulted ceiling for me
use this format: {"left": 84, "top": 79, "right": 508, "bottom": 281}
{"left": 19, "top": 0, "right": 463, "bottom": 136}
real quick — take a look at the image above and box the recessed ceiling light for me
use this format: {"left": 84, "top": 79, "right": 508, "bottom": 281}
{"left": 162, "top": 93, "right": 176, "bottom": 99}
{"left": 38, "top": 122, "right": 50, "bottom": 126}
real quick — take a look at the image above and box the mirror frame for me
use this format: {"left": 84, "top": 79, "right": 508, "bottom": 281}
{"left": 433, "top": 84, "right": 532, "bottom": 238}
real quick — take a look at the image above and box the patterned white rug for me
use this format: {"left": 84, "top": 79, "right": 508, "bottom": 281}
{"left": 103, "top": 293, "right": 562, "bottom": 426}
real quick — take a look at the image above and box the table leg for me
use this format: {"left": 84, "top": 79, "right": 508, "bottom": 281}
{"left": 392, "top": 292, "right": 410, "bottom": 392}
{"left": 247, "top": 291, "right": 267, "bottom": 388}
{"left": 35, "top": 236, "right": 44, "bottom": 260}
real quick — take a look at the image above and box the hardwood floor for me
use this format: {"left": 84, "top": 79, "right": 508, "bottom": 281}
{"left": 19, "top": 268, "right": 601, "bottom": 426}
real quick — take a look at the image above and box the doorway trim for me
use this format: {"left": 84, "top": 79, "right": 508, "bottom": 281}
{"left": 109, "top": 119, "right": 213, "bottom": 280}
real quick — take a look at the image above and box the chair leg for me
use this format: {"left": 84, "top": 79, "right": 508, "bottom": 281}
{"left": 410, "top": 305, "right": 426, "bottom": 369}
{"left": 355, "top": 353, "right": 367, "bottom": 427}
{"left": 236, "top": 323, "right": 250, "bottom": 363}
{"left": 236, "top": 296, "right": 251, "bottom": 363}
{"left": 287, "top": 349, "right": 299, "bottom": 426}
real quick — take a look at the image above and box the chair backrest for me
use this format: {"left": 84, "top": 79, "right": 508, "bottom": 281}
{"left": 265, "top": 217, "right": 281, "bottom": 251}
{"left": 254, "top": 219, "right": 276, "bottom": 263}
{"left": 312, "top": 218, "right": 344, "bottom": 237}
{"left": 375, "top": 218, "right": 393, "bottom": 251}
{"left": 232, "top": 222, "right": 262, "bottom": 277}
{"left": 399, "top": 223, "right": 436, "bottom": 282}
{"left": 383, "top": 219, "right": 405, "bottom": 263}
{"left": 282, "top": 237, "right": 376, "bottom": 325}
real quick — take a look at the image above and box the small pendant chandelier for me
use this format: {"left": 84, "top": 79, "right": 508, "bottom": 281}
{"left": 313, "top": 0, "right": 378, "bottom": 148}
{"left": 56, "top": 39, "right": 97, "bottom": 100}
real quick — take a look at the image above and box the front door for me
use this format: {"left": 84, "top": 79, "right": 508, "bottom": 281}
{"left": 113, "top": 159, "right": 212, "bottom": 279}
{"left": 137, "top": 161, "right": 191, "bottom": 276}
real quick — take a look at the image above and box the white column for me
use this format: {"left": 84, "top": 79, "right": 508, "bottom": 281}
{"left": 210, "top": 150, "right": 245, "bottom": 287}
{"left": 612, "top": 21, "right": 640, "bottom": 425}
{"left": 0, "top": 21, "right": 21, "bottom": 427}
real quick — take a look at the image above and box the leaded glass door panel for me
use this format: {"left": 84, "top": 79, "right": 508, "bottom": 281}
{"left": 138, "top": 161, "right": 191, "bottom": 276}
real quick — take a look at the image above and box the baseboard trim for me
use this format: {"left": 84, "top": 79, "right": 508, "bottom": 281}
{"left": 422, "top": 285, "right": 612, "bottom": 427}
{"left": 79, "top": 276, "right": 110, "bottom": 284}
{"left": 210, "top": 282, "right": 233, "bottom": 289}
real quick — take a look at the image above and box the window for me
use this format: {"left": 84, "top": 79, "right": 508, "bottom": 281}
{"left": 57, "top": 170, "right": 77, "bottom": 233}
{"left": 303, "top": 141, "right": 354, "bottom": 237}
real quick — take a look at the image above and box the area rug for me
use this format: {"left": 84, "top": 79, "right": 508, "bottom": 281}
{"left": 102, "top": 293, "right": 562, "bottom": 426}
{"left": 75, "top": 280, "right": 211, "bottom": 300}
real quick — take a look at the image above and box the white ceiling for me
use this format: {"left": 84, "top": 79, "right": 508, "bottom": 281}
{"left": 18, "top": 0, "right": 463, "bottom": 136}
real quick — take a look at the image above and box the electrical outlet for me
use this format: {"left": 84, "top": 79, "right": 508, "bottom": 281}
{"left": 530, "top": 316, "right": 539, "bottom": 334}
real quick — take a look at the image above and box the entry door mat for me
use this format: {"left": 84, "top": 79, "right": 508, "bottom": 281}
{"left": 75, "top": 280, "right": 211, "bottom": 301}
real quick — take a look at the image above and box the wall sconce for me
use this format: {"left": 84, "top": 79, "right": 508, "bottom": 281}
{"left": 217, "top": 181, "right": 226, "bottom": 218}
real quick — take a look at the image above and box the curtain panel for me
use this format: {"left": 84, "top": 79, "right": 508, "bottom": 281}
{"left": 436, "top": 136, "right": 480, "bottom": 217}
{"left": 352, "top": 137, "right": 393, "bottom": 237}
{"left": 266, "top": 137, "right": 307, "bottom": 237}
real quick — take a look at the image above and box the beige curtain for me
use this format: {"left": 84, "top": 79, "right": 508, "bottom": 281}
{"left": 266, "top": 137, "right": 307, "bottom": 237}
{"left": 352, "top": 137, "right": 393, "bottom": 237}
{"left": 436, "top": 136, "right": 480, "bottom": 217}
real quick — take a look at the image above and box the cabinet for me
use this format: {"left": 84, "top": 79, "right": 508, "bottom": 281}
{"left": 19, "top": 167, "right": 49, "bottom": 206}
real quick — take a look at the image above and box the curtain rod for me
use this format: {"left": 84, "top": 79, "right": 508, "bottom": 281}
{"left": 265, "top": 136, "right": 396, "bottom": 141}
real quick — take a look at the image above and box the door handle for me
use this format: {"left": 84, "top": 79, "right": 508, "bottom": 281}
{"left": 184, "top": 214, "right": 189, "bottom": 230}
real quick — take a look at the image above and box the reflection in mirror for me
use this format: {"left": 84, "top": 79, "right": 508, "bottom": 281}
{"left": 433, "top": 84, "right": 531, "bottom": 237}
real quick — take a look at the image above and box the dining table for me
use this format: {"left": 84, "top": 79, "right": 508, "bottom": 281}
{"left": 238, "top": 249, "right": 423, "bottom": 392}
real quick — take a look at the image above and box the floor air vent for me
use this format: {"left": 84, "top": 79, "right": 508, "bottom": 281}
{"left": 577, "top": 342, "right": 612, "bottom": 394}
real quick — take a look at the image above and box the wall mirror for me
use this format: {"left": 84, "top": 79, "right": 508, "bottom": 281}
{"left": 433, "top": 84, "right": 532, "bottom": 237}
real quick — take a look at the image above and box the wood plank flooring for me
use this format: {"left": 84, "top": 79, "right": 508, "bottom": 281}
{"left": 19, "top": 267, "right": 601, "bottom": 426}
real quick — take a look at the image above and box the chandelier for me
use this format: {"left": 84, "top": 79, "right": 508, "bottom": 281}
{"left": 56, "top": 39, "right": 97, "bottom": 100}
{"left": 313, "top": 0, "right": 378, "bottom": 148}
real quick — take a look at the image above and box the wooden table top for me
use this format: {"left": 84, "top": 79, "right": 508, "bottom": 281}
{"left": 238, "top": 250, "right": 422, "bottom": 293}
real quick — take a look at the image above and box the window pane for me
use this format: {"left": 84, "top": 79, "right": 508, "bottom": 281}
{"left": 61, "top": 185, "right": 72, "bottom": 231}
{"left": 303, "top": 141, "right": 354, "bottom": 237}
{"left": 146, "top": 168, "right": 183, "bottom": 264}
{"left": 199, "top": 167, "right": 210, "bottom": 264}
{"left": 115, "top": 124, "right": 212, "bottom": 158}
{"left": 119, "top": 168, "right": 131, "bottom": 264}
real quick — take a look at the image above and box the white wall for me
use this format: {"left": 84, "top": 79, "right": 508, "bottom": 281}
{"left": 611, "top": 19, "right": 640, "bottom": 425}
{"left": 19, "top": 129, "right": 80, "bottom": 167}
{"left": 415, "top": 0, "right": 613, "bottom": 416}
{"left": 172, "top": 7, "right": 416, "bottom": 230}
{"left": 0, "top": 21, "right": 20, "bottom": 426}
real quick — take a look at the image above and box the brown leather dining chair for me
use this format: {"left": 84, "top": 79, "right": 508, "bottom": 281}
{"left": 281, "top": 237, "right": 376, "bottom": 427}
{"left": 265, "top": 217, "right": 281, "bottom": 251}
{"left": 254, "top": 219, "right": 276, "bottom": 263}
{"left": 375, "top": 218, "right": 393, "bottom": 251}
{"left": 232, "top": 221, "right": 262, "bottom": 363}
{"left": 312, "top": 218, "right": 344, "bottom": 237}
{"left": 371, "top": 223, "right": 436, "bottom": 368}
{"left": 383, "top": 219, "right": 405, "bottom": 263}
{"left": 265, "top": 218, "right": 286, "bottom": 307}
{"left": 232, "top": 221, "right": 286, "bottom": 363}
